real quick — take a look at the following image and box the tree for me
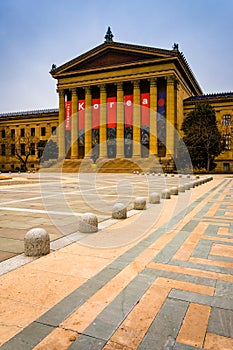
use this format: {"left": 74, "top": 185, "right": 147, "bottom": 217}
{"left": 0, "top": 130, "right": 39, "bottom": 171}
{"left": 181, "top": 102, "right": 225, "bottom": 172}
{"left": 14, "top": 132, "right": 39, "bottom": 171}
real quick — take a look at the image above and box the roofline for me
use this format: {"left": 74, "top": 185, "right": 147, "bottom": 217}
{"left": 0, "top": 108, "right": 58, "bottom": 118}
{"left": 184, "top": 92, "right": 233, "bottom": 102}
{"left": 50, "top": 40, "right": 202, "bottom": 94}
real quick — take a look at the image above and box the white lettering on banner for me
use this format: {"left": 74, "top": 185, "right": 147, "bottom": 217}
{"left": 109, "top": 102, "right": 115, "bottom": 108}
{"left": 78, "top": 102, "right": 85, "bottom": 110}
{"left": 142, "top": 98, "right": 148, "bottom": 105}
{"left": 93, "top": 104, "right": 99, "bottom": 109}
{"left": 126, "top": 100, "right": 132, "bottom": 106}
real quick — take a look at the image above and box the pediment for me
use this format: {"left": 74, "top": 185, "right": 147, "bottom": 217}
{"left": 52, "top": 42, "right": 175, "bottom": 76}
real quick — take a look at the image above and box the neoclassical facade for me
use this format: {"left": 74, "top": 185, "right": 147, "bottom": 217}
{"left": 0, "top": 30, "right": 232, "bottom": 172}
{"left": 51, "top": 33, "right": 202, "bottom": 164}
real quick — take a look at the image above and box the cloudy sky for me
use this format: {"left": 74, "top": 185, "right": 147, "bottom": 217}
{"left": 0, "top": 0, "right": 232, "bottom": 113}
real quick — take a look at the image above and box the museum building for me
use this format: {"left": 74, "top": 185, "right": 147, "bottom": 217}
{"left": 0, "top": 29, "right": 232, "bottom": 172}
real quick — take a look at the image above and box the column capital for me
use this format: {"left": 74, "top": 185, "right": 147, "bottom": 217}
{"left": 149, "top": 77, "right": 157, "bottom": 85}
{"left": 166, "top": 75, "right": 176, "bottom": 85}
{"left": 57, "top": 89, "right": 65, "bottom": 97}
{"left": 98, "top": 84, "right": 106, "bottom": 92}
{"left": 132, "top": 80, "right": 140, "bottom": 89}
{"left": 71, "top": 88, "right": 78, "bottom": 96}
{"left": 84, "top": 86, "right": 91, "bottom": 95}
{"left": 116, "top": 82, "right": 123, "bottom": 90}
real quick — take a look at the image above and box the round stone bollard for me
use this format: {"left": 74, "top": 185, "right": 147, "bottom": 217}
{"left": 178, "top": 185, "right": 185, "bottom": 193}
{"left": 112, "top": 203, "right": 127, "bottom": 219}
{"left": 134, "top": 197, "right": 146, "bottom": 210}
{"left": 170, "top": 186, "right": 178, "bottom": 195}
{"left": 24, "top": 228, "right": 50, "bottom": 257}
{"left": 184, "top": 182, "right": 191, "bottom": 190}
{"left": 149, "top": 192, "right": 160, "bottom": 204}
{"left": 79, "top": 213, "right": 98, "bottom": 233}
{"left": 161, "top": 189, "right": 171, "bottom": 199}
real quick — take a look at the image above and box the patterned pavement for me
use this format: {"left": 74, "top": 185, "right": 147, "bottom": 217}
{"left": 0, "top": 174, "right": 232, "bottom": 349}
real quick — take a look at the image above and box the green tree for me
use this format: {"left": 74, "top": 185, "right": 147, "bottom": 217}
{"left": 181, "top": 102, "right": 224, "bottom": 172}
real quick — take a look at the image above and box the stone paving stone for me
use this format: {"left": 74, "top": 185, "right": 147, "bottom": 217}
{"left": 208, "top": 308, "right": 233, "bottom": 338}
{"left": 153, "top": 230, "right": 191, "bottom": 263}
{"left": 174, "top": 343, "right": 202, "bottom": 350}
{"left": 169, "top": 290, "right": 233, "bottom": 311}
{"left": 0, "top": 237, "right": 24, "bottom": 253}
{"left": 80, "top": 270, "right": 155, "bottom": 342}
{"left": 171, "top": 259, "right": 233, "bottom": 275}
{"left": 138, "top": 298, "right": 188, "bottom": 350}
{"left": 37, "top": 267, "right": 121, "bottom": 326}
{"left": 68, "top": 334, "right": 106, "bottom": 350}
{"left": 215, "top": 280, "right": 233, "bottom": 298}
{"left": 0, "top": 251, "right": 17, "bottom": 263}
{"left": 0, "top": 322, "right": 54, "bottom": 350}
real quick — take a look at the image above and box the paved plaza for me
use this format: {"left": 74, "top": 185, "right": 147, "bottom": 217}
{"left": 0, "top": 173, "right": 233, "bottom": 349}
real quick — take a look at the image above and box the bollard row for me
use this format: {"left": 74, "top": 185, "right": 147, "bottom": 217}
{"left": 24, "top": 175, "right": 213, "bottom": 255}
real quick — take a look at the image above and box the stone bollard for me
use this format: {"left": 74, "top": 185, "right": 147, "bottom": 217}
{"left": 79, "top": 213, "right": 98, "bottom": 233}
{"left": 112, "top": 203, "right": 127, "bottom": 219}
{"left": 161, "top": 189, "right": 171, "bottom": 199}
{"left": 149, "top": 192, "right": 160, "bottom": 204}
{"left": 24, "top": 228, "right": 50, "bottom": 257}
{"left": 178, "top": 185, "right": 185, "bottom": 193}
{"left": 170, "top": 186, "right": 178, "bottom": 195}
{"left": 134, "top": 197, "right": 146, "bottom": 210}
{"left": 184, "top": 182, "right": 191, "bottom": 190}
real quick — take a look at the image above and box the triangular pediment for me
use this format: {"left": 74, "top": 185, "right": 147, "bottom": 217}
{"left": 51, "top": 42, "right": 175, "bottom": 76}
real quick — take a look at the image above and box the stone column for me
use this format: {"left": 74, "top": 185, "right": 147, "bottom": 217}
{"left": 116, "top": 82, "right": 124, "bottom": 158}
{"left": 166, "top": 76, "right": 176, "bottom": 158}
{"left": 58, "top": 89, "right": 66, "bottom": 159}
{"left": 71, "top": 88, "right": 78, "bottom": 159}
{"left": 99, "top": 84, "right": 107, "bottom": 157}
{"left": 133, "top": 80, "right": 141, "bottom": 157}
{"left": 149, "top": 78, "right": 158, "bottom": 156}
{"left": 84, "top": 86, "right": 92, "bottom": 157}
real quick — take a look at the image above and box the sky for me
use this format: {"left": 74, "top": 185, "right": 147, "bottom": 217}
{"left": 0, "top": 0, "right": 232, "bottom": 113}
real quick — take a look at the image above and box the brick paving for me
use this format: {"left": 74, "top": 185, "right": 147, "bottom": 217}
{"left": 0, "top": 173, "right": 232, "bottom": 349}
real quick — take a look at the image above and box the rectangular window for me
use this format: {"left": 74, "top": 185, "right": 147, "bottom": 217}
{"left": 1, "top": 130, "right": 6, "bottom": 138}
{"left": 11, "top": 129, "right": 15, "bottom": 139}
{"left": 41, "top": 127, "right": 46, "bottom": 136}
{"left": 30, "top": 143, "right": 35, "bottom": 155}
{"left": 52, "top": 126, "right": 56, "bottom": 135}
{"left": 20, "top": 128, "right": 25, "bottom": 137}
{"left": 224, "top": 134, "right": 231, "bottom": 150}
{"left": 222, "top": 115, "right": 231, "bottom": 126}
{"left": 11, "top": 144, "right": 15, "bottom": 156}
{"left": 11, "top": 164, "right": 14, "bottom": 170}
{"left": 21, "top": 143, "right": 25, "bottom": 155}
{"left": 31, "top": 127, "right": 35, "bottom": 137}
{"left": 1, "top": 144, "right": 6, "bottom": 156}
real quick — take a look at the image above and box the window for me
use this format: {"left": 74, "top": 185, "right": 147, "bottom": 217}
{"left": 20, "top": 128, "right": 25, "bottom": 137}
{"left": 11, "top": 144, "right": 15, "bottom": 156}
{"left": 31, "top": 128, "right": 35, "bottom": 137}
{"left": 21, "top": 143, "right": 25, "bottom": 155}
{"left": 30, "top": 164, "right": 35, "bottom": 168}
{"left": 224, "top": 134, "right": 231, "bottom": 150}
{"left": 1, "top": 130, "right": 6, "bottom": 138}
{"left": 41, "top": 127, "right": 46, "bottom": 136}
{"left": 11, "top": 129, "right": 15, "bottom": 139}
{"left": 30, "top": 143, "right": 35, "bottom": 155}
{"left": 11, "top": 164, "right": 14, "bottom": 170}
{"left": 52, "top": 126, "right": 56, "bottom": 135}
{"left": 224, "top": 163, "right": 230, "bottom": 172}
{"left": 222, "top": 115, "right": 231, "bottom": 126}
{"left": 1, "top": 144, "right": 6, "bottom": 156}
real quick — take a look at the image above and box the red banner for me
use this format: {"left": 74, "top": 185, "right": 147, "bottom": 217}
{"left": 92, "top": 98, "right": 100, "bottom": 129}
{"left": 124, "top": 94, "right": 133, "bottom": 126}
{"left": 141, "top": 92, "right": 150, "bottom": 126}
{"left": 107, "top": 96, "right": 117, "bottom": 128}
{"left": 78, "top": 100, "right": 85, "bottom": 130}
{"left": 65, "top": 101, "right": 72, "bottom": 130}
